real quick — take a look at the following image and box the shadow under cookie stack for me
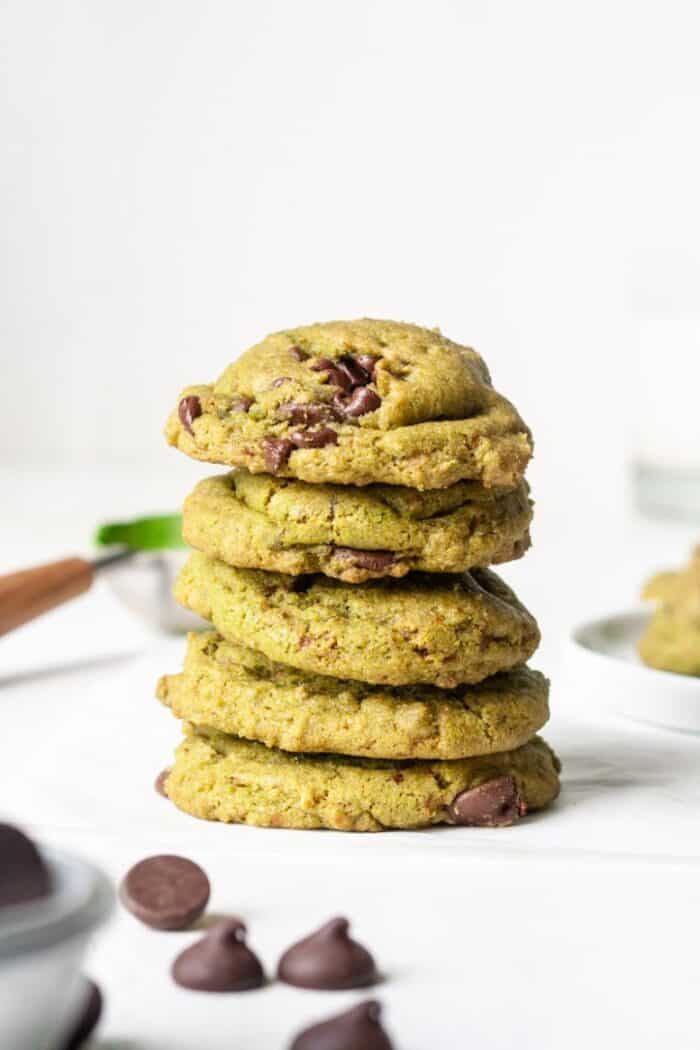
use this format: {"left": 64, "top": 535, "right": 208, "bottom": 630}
{"left": 158, "top": 319, "right": 560, "bottom": 832}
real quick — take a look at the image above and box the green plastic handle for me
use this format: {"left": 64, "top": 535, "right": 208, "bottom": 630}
{"left": 95, "top": 514, "right": 185, "bottom": 551}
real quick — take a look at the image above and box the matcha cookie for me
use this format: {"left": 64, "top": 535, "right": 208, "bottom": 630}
{"left": 183, "top": 471, "right": 532, "bottom": 582}
{"left": 638, "top": 546, "right": 700, "bottom": 675}
{"left": 165, "top": 319, "right": 532, "bottom": 491}
{"left": 157, "top": 632, "right": 550, "bottom": 760}
{"left": 164, "top": 727, "right": 561, "bottom": 832}
{"left": 174, "top": 553, "right": 541, "bottom": 688}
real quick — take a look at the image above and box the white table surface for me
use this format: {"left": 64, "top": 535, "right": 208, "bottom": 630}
{"left": 2, "top": 467, "right": 700, "bottom": 1050}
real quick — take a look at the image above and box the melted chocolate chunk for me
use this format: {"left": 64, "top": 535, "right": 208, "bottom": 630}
{"left": 172, "top": 918, "right": 264, "bottom": 992}
{"left": 334, "top": 387, "right": 381, "bottom": 418}
{"left": 354, "top": 354, "right": 378, "bottom": 378}
{"left": 231, "top": 396, "right": 254, "bottom": 413}
{"left": 120, "top": 855, "right": 210, "bottom": 930}
{"left": 333, "top": 548, "right": 396, "bottom": 572}
{"left": 289, "top": 345, "right": 309, "bottom": 361}
{"left": 311, "top": 358, "right": 354, "bottom": 392}
{"left": 178, "top": 395, "right": 202, "bottom": 435}
{"left": 0, "top": 824, "right": 52, "bottom": 909}
{"left": 277, "top": 402, "right": 342, "bottom": 426}
{"left": 277, "top": 916, "right": 378, "bottom": 990}
{"left": 289, "top": 426, "right": 338, "bottom": 449}
{"left": 448, "top": 775, "right": 526, "bottom": 827}
{"left": 290, "top": 1000, "right": 393, "bottom": 1050}
{"left": 263, "top": 437, "right": 295, "bottom": 472}
{"left": 335, "top": 354, "right": 372, "bottom": 389}
{"left": 58, "top": 979, "right": 103, "bottom": 1050}
{"left": 154, "top": 769, "right": 171, "bottom": 797}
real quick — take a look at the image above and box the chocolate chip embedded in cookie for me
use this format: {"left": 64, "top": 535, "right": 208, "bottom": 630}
{"left": 448, "top": 775, "right": 527, "bottom": 827}
{"left": 164, "top": 319, "right": 532, "bottom": 490}
{"left": 164, "top": 729, "right": 561, "bottom": 832}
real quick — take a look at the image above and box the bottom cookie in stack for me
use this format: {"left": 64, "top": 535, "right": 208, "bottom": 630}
{"left": 157, "top": 632, "right": 560, "bottom": 832}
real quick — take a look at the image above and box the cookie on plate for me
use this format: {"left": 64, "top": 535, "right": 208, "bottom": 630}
{"left": 639, "top": 546, "right": 700, "bottom": 675}
{"left": 165, "top": 319, "right": 532, "bottom": 491}
{"left": 174, "top": 553, "right": 541, "bottom": 688}
{"left": 157, "top": 632, "right": 550, "bottom": 760}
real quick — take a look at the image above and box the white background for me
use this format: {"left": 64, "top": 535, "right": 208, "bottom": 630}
{"left": 3, "top": 5, "right": 700, "bottom": 1050}
{"left": 3, "top": 0, "right": 700, "bottom": 501}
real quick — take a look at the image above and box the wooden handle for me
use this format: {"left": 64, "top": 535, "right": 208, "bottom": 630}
{"left": 0, "top": 557, "right": 94, "bottom": 637}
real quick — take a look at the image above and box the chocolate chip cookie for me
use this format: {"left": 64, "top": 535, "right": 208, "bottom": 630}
{"left": 182, "top": 471, "right": 532, "bottom": 583}
{"left": 639, "top": 546, "right": 700, "bottom": 675}
{"left": 164, "top": 319, "right": 532, "bottom": 491}
{"left": 174, "top": 553, "right": 540, "bottom": 688}
{"left": 164, "top": 727, "right": 561, "bottom": 831}
{"left": 157, "top": 632, "right": 550, "bottom": 760}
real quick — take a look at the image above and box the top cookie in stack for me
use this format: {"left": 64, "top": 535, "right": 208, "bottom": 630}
{"left": 159, "top": 319, "right": 560, "bottom": 832}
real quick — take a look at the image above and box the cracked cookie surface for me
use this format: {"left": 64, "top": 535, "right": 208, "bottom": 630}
{"left": 164, "top": 727, "right": 560, "bottom": 831}
{"left": 174, "top": 552, "right": 540, "bottom": 688}
{"left": 164, "top": 319, "right": 532, "bottom": 490}
{"left": 157, "top": 632, "right": 549, "bottom": 760}
{"left": 182, "top": 470, "right": 533, "bottom": 582}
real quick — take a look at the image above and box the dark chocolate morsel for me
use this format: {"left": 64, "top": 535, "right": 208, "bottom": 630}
{"left": 289, "top": 426, "right": 339, "bottom": 449}
{"left": 231, "top": 396, "right": 254, "bottom": 413}
{"left": 0, "top": 823, "right": 52, "bottom": 909}
{"left": 289, "top": 1000, "right": 393, "bottom": 1050}
{"left": 262, "top": 437, "right": 295, "bottom": 472}
{"left": 354, "top": 354, "right": 378, "bottom": 378}
{"left": 172, "top": 918, "right": 265, "bottom": 992}
{"left": 289, "top": 345, "right": 309, "bottom": 361}
{"left": 335, "top": 355, "right": 371, "bottom": 389}
{"left": 154, "top": 769, "right": 171, "bottom": 797}
{"left": 58, "top": 979, "right": 103, "bottom": 1050}
{"left": 311, "top": 358, "right": 354, "bottom": 393}
{"left": 448, "top": 775, "right": 526, "bottom": 827}
{"left": 333, "top": 548, "right": 396, "bottom": 572}
{"left": 341, "top": 387, "right": 381, "bottom": 417}
{"left": 120, "top": 854, "right": 210, "bottom": 930}
{"left": 178, "top": 395, "right": 202, "bottom": 435}
{"left": 277, "top": 402, "right": 342, "bottom": 426}
{"left": 277, "top": 916, "right": 377, "bottom": 990}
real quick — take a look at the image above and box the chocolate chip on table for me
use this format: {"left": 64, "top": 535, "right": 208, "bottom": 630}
{"left": 58, "top": 979, "right": 103, "bottom": 1050}
{"left": 120, "top": 855, "right": 210, "bottom": 930}
{"left": 337, "top": 387, "right": 381, "bottom": 418}
{"left": 289, "top": 1000, "right": 393, "bottom": 1050}
{"left": 277, "top": 402, "right": 342, "bottom": 425}
{"left": 289, "top": 426, "right": 339, "bottom": 449}
{"left": 278, "top": 916, "right": 378, "bottom": 990}
{"left": 448, "top": 775, "right": 527, "bottom": 827}
{"left": 289, "top": 345, "right": 309, "bottom": 361}
{"left": 178, "top": 395, "right": 202, "bottom": 435}
{"left": 231, "top": 396, "right": 254, "bottom": 413}
{"left": 333, "top": 548, "right": 396, "bottom": 572}
{"left": 335, "top": 354, "right": 372, "bottom": 389}
{"left": 172, "top": 918, "right": 265, "bottom": 992}
{"left": 154, "top": 769, "right": 170, "bottom": 797}
{"left": 263, "top": 437, "right": 296, "bottom": 472}
{"left": 0, "top": 823, "right": 52, "bottom": 909}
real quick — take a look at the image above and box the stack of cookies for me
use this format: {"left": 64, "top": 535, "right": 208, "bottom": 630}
{"left": 158, "top": 319, "right": 560, "bottom": 831}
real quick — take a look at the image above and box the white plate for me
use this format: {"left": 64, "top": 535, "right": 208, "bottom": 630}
{"left": 566, "top": 608, "right": 700, "bottom": 733}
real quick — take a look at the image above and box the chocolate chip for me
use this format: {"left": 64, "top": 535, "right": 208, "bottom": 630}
{"left": 0, "top": 823, "right": 51, "bottom": 909}
{"left": 231, "top": 396, "right": 254, "bottom": 413}
{"left": 336, "top": 354, "right": 372, "bottom": 389}
{"left": 311, "top": 358, "right": 354, "bottom": 393}
{"left": 448, "top": 775, "right": 526, "bottom": 827}
{"left": 354, "top": 354, "right": 378, "bottom": 378}
{"left": 263, "top": 437, "right": 295, "bottom": 472}
{"left": 278, "top": 916, "right": 378, "bottom": 990}
{"left": 289, "top": 1000, "right": 393, "bottom": 1050}
{"left": 289, "top": 345, "right": 309, "bottom": 361}
{"left": 58, "top": 979, "right": 103, "bottom": 1050}
{"left": 271, "top": 377, "right": 292, "bottom": 388}
{"left": 277, "top": 402, "right": 342, "bottom": 425}
{"left": 335, "top": 387, "right": 381, "bottom": 418}
{"left": 154, "top": 769, "right": 170, "bottom": 797}
{"left": 178, "top": 395, "right": 202, "bottom": 435}
{"left": 172, "top": 918, "right": 264, "bottom": 992}
{"left": 289, "top": 426, "right": 339, "bottom": 449}
{"left": 333, "top": 548, "right": 396, "bottom": 572}
{"left": 120, "top": 854, "right": 210, "bottom": 930}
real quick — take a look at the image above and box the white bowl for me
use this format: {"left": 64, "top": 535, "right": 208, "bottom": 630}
{"left": 104, "top": 549, "right": 204, "bottom": 634}
{"left": 0, "top": 846, "right": 113, "bottom": 1050}
{"left": 566, "top": 608, "right": 700, "bottom": 733}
